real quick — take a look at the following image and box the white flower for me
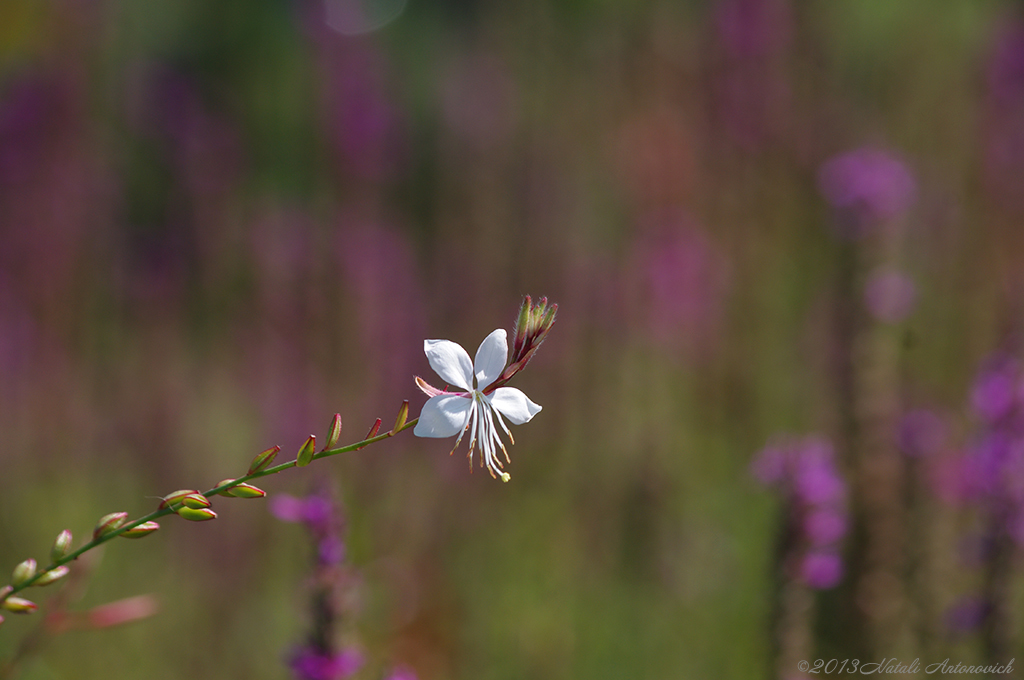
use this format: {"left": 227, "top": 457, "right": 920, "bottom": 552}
{"left": 413, "top": 329, "right": 542, "bottom": 481}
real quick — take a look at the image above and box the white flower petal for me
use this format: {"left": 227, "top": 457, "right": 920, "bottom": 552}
{"left": 424, "top": 339, "right": 474, "bottom": 391}
{"left": 488, "top": 387, "right": 542, "bottom": 425}
{"left": 474, "top": 329, "right": 508, "bottom": 388}
{"left": 414, "top": 394, "right": 473, "bottom": 438}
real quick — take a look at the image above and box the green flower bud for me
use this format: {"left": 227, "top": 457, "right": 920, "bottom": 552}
{"left": 51, "top": 530, "right": 73, "bottom": 563}
{"left": 11, "top": 560, "right": 36, "bottom": 588}
{"left": 120, "top": 521, "right": 160, "bottom": 539}
{"left": 224, "top": 483, "right": 266, "bottom": 499}
{"left": 214, "top": 479, "right": 237, "bottom": 497}
{"left": 32, "top": 566, "right": 70, "bottom": 586}
{"left": 176, "top": 506, "right": 217, "bottom": 522}
{"left": 93, "top": 512, "right": 129, "bottom": 540}
{"left": 159, "top": 490, "right": 201, "bottom": 511}
{"left": 392, "top": 400, "right": 409, "bottom": 434}
{"left": 324, "top": 414, "right": 343, "bottom": 450}
{"left": 248, "top": 445, "right": 281, "bottom": 475}
{"left": 296, "top": 435, "right": 316, "bottom": 468}
{"left": 357, "top": 418, "right": 382, "bottom": 450}
{"left": 2, "top": 597, "right": 37, "bottom": 614}
{"left": 180, "top": 493, "right": 211, "bottom": 510}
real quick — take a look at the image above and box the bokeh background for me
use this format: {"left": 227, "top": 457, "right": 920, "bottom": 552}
{"left": 2, "top": 0, "right": 1024, "bottom": 678}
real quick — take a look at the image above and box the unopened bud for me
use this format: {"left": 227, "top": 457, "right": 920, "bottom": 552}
{"left": 94, "top": 512, "right": 129, "bottom": 540}
{"left": 11, "top": 560, "right": 36, "bottom": 588}
{"left": 324, "top": 414, "right": 343, "bottom": 450}
{"left": 159, "top": 490, "right": 200, "bottom": 511}
{"left": 357, "top": 418, "right": 382, "bottom": 449}
{"left": 51, "top": 530, "right": 73, "bottom": 563}
{"left": 392, "top": 400, "right": 409, "bottom": 434}
{"left": 180, "top": 493, "right": 211, "bottom": 510}
{"left": 214, "top": 479, "right": 238, "bottom": 497}
{"left": 1, "top": 596, "right": 37, "bottom": 614}
{"left": 120, "top": 521, "right": 160, "bottom": 539}
{"left": 176, "top": 506, "right": 217, "bottom": 522}
{"left": 33, "top": 566, "right": 70, "bottom": 586}
{"left": 248, "top": 445, "right": 281, "bottom": 475}
{"left": 296, "top": 435, "right": 316, "bottom": 467}
{"left": 224, "top": 483, "right": 266, "bottom": 499}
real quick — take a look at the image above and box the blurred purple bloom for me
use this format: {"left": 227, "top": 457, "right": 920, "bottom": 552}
{"left": 898, "top": 409, "right": 947, "bottom": 458}
{"left": 798, "top": 551, "right": 843, "bottom": 589}
{"left": 753, "top": 435, "right": 848, "bottom": 589}
{"left": 864, "top": 268, "right": 916, "bottom": 323}
{"left": 970, "top": 357, "right": 1018, "bottom": 423}
{"left": 817, "top": 148, "right": 916, "bottom": 230}
{"left": 271, "top": 491, "right": 346, "bottom": 566}
{"left": 288, "top": 646, "right": 364, "bottom": 680}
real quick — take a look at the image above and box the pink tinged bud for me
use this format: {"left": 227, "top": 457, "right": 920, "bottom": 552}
{"left": 248, "top": 445, "right": 281, "bottom": 475}
{"left": 0, "top": 585, "right": 13, "bottom": 599}
{"left": 181, "top": 493, "right": 211, "bottom": 510}
{"left": 176, "top": 506, "right": 217, "bottom": 522}
{"left": 120, "top": 521, "right": 160, "bottom": 539}
{"left": 159, "top": 490, "right": 201, "bottom": 511}
{"left": 392, "top": 400, "right": 409, "bottom": 434}
{"left": 32, "top": 566, "right": 70, "bottom": 586}
{"left": 93, "top": 512, "right": 129, "bottom": 540}
{"left": 0, "top": 614, "right": 4, "bottom": 626}
{"left": 51, "top": 530, "right": 73, "bottom": 563}
{"left": 224, "top": 483, "right": 266, "bottom": 498}
{"left": 1, "top": 596, "right": 37, "bottom": 613}
{"left": 358, "top": 418, "right": 382, "bottom": 449}
{"left": 11, "top": 560, "right": 36, "bottom": 587}
{"left": 296, "top": 435, "right": 316, "bottom": 467}
{"left": 324, "top": 414, "right": 343, "bottom": 450}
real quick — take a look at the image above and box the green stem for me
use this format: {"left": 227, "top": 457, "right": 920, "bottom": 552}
{"left": 0, "top": 417, "right": 419, "bottom": 605}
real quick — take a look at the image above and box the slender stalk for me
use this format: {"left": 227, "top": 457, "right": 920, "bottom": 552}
{"left": 0, "top": 418, "right": 418, "bottom": 606}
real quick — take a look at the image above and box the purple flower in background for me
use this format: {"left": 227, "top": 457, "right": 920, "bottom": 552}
{"left": 751, "top": 435, "right": 849, "bottom": 589}
{"left": 714, "top": 0, "right": 792, "bottom": 60}
{"left": 970, "top": 355, "right": 1018, "bottom": 423}
{"left": 944, "top": 596, "right": 990, "bottom": 636}
{"left": 864, "top": 268, "right": 916, "bottom": 323}
{"left": 817, "top": 148, "right": 916, "bottom": 233}
{"left": 271, "top": 490, "right": 346, "bottom": 566}
{"left": 799, "top": 551, "right": 844, "bottom": 590}
{"left": 288, "top": 646, "right": 364, "bottom": 680}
